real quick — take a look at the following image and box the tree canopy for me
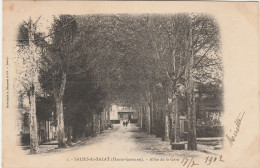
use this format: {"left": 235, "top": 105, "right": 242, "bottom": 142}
{"left": 16, "top": 13, "right": 223, "bottom": 151}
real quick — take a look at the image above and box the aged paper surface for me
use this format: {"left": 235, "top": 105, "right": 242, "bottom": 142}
{"left": 2, "top": 1, "right": 260, "bottom": 168}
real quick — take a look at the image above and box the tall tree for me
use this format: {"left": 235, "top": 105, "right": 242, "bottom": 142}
{"left": 185, "top": 19, "right": 197, "bottom": 150}
{"left": 16, "top": 17, "right": 42, "bottom": 153}
{"left": 40, "top": 15, "right": 78, "bottom": 147}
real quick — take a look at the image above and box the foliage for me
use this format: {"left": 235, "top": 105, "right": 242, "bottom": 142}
{"left": 36, "top": 96, "right": 55, "bottom": 121}
{"left": 16, "top": 14, "right": 223, "bottom": 145}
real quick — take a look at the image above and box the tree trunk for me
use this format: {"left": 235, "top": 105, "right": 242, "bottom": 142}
{"left": 164, "top": 112, "right": 170, "bottom": 141}
{"left": 99, "top": 112, "right": 104, "bottom": 133}
{"left": 92, "top": 109, "right": 96, "bottom": 136}
{"left": 97, "top": 114, "right": 101, "bottom": 134}
{"left": 67, "top": 124, "right": 72, "bottom": 146}
{"left": 54, "top": 72, "right": 67, "bottom": 148}
{"left": 140, "top": 109, "right": 143, "bottom": 129}
{"left": 173, "top": 95, "right": 180, "bottom": 143}
{"left": 138, "top": 107, "right": 143, "bottom": 129}
{"left": 55, "top": 97, "right": 66, "bottom": 148}
{"left": 149, "top": 102, "right": 153, "bottom": 134}
{"left": 185, "top": 22, "right": 197, "bottom": 150}
{"left": 159, "top": 109, "right": 163, "bottom": 138}
{"left": 197, "top": 86, "right": 201, "bottom": 123}
{"left": 28, "top": 85, "right": 39, "bottom": 153}
{"left": 187, "top": 90, "right": 197, "bottom": 150}
{"left": 142, "top": 106, "right": 146, "bottom": 130}
{"left": 27, "top": 19, "right": 39, "bottom": 154}
{"left": 154, "top": 102, "right": 159, "bottom": 137}
{"left": 147, "top": 105, "right": 151, "bottom": 133}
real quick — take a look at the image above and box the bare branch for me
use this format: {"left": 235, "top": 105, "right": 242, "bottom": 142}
{"left": 193, "top": 40, "right": 217, "bottom": 69}
{"left": 193, "top": 31, "right": 217, "bottom": 55}
{"left": 33, "top": 16, "right": 41, "bottom": 27}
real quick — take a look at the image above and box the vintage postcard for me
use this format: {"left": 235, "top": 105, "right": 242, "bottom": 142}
{"left": 2, "top": 1, "right": 260, "bottom": 168}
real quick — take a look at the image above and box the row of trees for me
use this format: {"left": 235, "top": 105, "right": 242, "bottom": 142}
{"left": 16, "top": 13, "right": 222, "bottom": 153}
{"left": 16, "top": 16, "right": 109, "bottom": 152}
{"left": 100, "top": 14, "right": 222, "bottom": 150}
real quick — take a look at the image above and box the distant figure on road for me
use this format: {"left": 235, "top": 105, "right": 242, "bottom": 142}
{"left": 123, "top": 121, "right": 125, "bottom": 127}
{"left": 126, "top": 121, "right": 128, "bottom": 127}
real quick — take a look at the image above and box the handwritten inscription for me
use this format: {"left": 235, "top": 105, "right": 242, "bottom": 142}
{"left": 226, "top": 111, "right": 245, "bottom": 147}
{"left": 181, "top": 155, "right": 224, "bottom": 168}
{"left": 205, "top": 155, "right": 224, "bottom": 165}
{"left": 181, "top": 157, "right": 199, "bottom": 168}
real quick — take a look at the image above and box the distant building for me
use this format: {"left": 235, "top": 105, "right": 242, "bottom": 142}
{"left": 109, "top": 104, "right": 137, "bottom": 123}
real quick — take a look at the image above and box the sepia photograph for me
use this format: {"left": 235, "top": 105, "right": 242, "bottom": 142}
{"left": 2, "top": 1, "right": 260, "bottom": 168}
